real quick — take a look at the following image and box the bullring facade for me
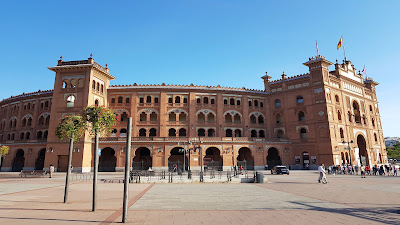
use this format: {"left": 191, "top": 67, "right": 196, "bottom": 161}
{"left": 0, "top": 55, "right": 387, "bottom": 172}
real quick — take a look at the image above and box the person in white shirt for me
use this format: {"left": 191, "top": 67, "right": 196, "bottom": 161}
{"left": 318, "top": 164, "right": 327, "bottom": 183}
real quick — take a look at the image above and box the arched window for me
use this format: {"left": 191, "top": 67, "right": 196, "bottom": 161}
{"left": 338, "top": 110, "right": 342, "bottom": 120}
{"left": 211, "top": 98, "right": 215, "bottom": 104}
{"left": 259, "top": 130, "right": 265, "bottom": 138}
{"left": 150, "top": 112, "right": 157, "bottom": 121}
{"left": 369, "top": 105, "right": 373, "bottom": 112}
{"left": 168, "top": 128, "right": 176, "bottom": 137}
{"left": 274, "top": 99, "right": 281, "bottom": 108}
{"left": 38, "top": 116, "right": 45, "bottom": 125}
{"left": 183, "top": 98, "right": 188, "bottom": 104}
{"left": 335, "top": 95, "right": 339, "bottom": 103}
{"left": 96, "top": 82, "right": 100, "bottom": 91}
{"left": 254, "top": 100, "right": 258, "bottom": 107}
{"left": 250, "top": 115, "right": 256, "bottom": 124}
{"left": 300, "top": 128, "right": 307, "bottom": 139}
{"left": 179, "top": 112, "right": 186, "bottom": 121}
{"left": 236, "top": 100, "right": 241, "bottom": 105}
{"left": 94, "top": 99, "right": 99, "bottom": 106}
{"left": 100, "top": 84, "right": 104, "bottom": 93}
{"left": 207, "top": 129, "right": 215, "bottom": 137}
{"left": 374, "top": 133, "right": 378, "bottom": 142}
{"left": 225, "top": 114, "right": 232, "bottom": 123}
{"left": 140, "top": 112, "right": 147, "bottom": 121}
{"left": 120, "top": 129, "right": 127, "bottom": 137}
{"left": 196, "top": 98, "right": 201, "bottom": 104}
{"left": 169, "top": 112, "right": 176, "bottom": 122}
{"left": 154, "top": 97, "right": 159, "bottom": 104}
{"left": 225, "top": 129, "right": 232, "bottom": 137}
{"left": 179, "top": 128, "right": 186, "bottom": 137}
{"left": 20, "top": 132, "right": 24, "bottom": 140}
{"left": 234, "top": 114, "right": 241, "bottom": 123}
{"left": 43, "top": 131, "right": 48, "bottom": 139}
{"left": 297, "top": 96, "right": 304, "bottom": 104}
{"left": 63, "top": 81, "right": 68, "bottom": 88}
{"left": 22, "top": 118, "right": 27, "bottom": 126}
{"left": 125, "top": 98, "right": 130, "bottom": 104}
{"left": 230, "top": 98, "right": 235, "bottom": 105}
{"left": 260, "top": 102, "right": 263, "bottom": 108}
{"left": 198, "top": 113, "right": 205, "bottom": 122}
{"left": 146, "top": 96, "right": 152, "bottom": 103}
{"left": 175, "top": 96, "right": 180, "bottom": 103}
{"left": 121, "top": 112, "right": 128, "bottom": 122}
{"left": 298, "top": 111, "right": 305, "bottom": 121}
{"left": 277, "top": 130, "right": 284, "bottom": 138}
{"left": 66, "top": 95, "right": 75, "bottom": 107}
{"left": 27, "top": 117, "right": 32, "bottom": 126}
{"left": 207, "top": 113, "right": 215, "bottom": 122}
{"left": 276, "top": 114, "right": 282, "bottom": 124}
{"left": 348, "top": 111, "right": 352, "bottom": 122}
{"left": 37, "top": 131, "right": 43, "bottom": 139}
{"left": 251, "top": 130, "right": 257, "bottom": 137}
{"left": 139, "top": 97, "right": 144, "bottom": 104}
{"left": 258, "top": 115, "right": 264, "bottom": 124}
{"left": 203, "top": 97, "right": 209, "bottom": 104}
{"left": 340, "top": 128, "right": 344, "bottom": 138}
{"left": 234, "top": 129, "right": 242, "bottom": 137}
{"left": 26, "top": 132, "right": 30, "bottom": 140}
{"left": 111, "top": 98, "right": 115, "bottom": 104}
{"left": 353, "top": 101, "right": 361, "bottom": 123}
{"left": 198, "top": 128, "right": 206, "bottom": 137}
{"left": 168, "top": 97, "right": 173, "bottom": 104}
{"left": 149, "top": 128, "right": 157, "bottom": 137}
{"left": 45, "top": 101, "right": 49, "bottom": 108}
{"left": 223, "top": 99, "right": 228, "bottom": 105}
{"left": 372, "top": 118, "right": 375, "bottom": 127}
{"left": 139, "top": 128, "right": 146, "bottom": 137}
{"left": 92, "top": 80, "right": 96, "bottom": 89}
{"left": 118, "top": 96, "right": 123, "bottom": 103}
{"left": 248, "top": 101, "right": 252, "bottom": 107}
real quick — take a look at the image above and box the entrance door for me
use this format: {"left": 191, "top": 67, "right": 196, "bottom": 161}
{"left": 58, "top": 155, "right": 68, "bottom": 172}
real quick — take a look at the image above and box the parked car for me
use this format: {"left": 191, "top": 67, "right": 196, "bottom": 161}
{"left": 271, "top": 165, "right": 290, "bottom": 175}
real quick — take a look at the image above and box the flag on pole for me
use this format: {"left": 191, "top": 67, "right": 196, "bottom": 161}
{"left": 337, "top": 37, "right": 343, "bottom": 50}
{"left": 362, "top": 65, "right": 366, "bottom": 75}
{"left": 316, "top": 40, "right": 319, "bottom": 55}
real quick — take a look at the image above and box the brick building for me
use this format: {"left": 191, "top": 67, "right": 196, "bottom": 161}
{"left": 0, "top": 55, "right": 387, "bottom": 172}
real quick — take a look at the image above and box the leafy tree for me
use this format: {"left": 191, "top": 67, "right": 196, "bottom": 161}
{"left": 82, "top": 106, "right": 116, "bottom": 211}
{"left": 56, "top": 115, "right": 87, "bottom": 203}
{"left": 387, "top": 143, "right": 400, "bottom": 160}
{"left": 0, "top": 145, "right": 10, "bottom": 167}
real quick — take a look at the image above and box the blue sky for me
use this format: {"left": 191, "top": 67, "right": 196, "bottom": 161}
{"left": 0, "top": 1, "right": 399, "bottom": 136}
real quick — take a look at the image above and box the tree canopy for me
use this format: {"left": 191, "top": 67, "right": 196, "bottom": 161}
{"left": 387, "top": 143, "right": 400, "bottom": 160}
{"left": 56, "top": 115, "right": 87, "bottom": 142}
{"left": 82, "top": 106, "right": 117, "bottom": 135}
{"left": 0, "top": 145, "right": 9, "bottom": 156}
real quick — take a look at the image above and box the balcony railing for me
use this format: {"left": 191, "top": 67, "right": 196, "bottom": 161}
{"left": 98, "top": 136, "right": 290, "bottom": 143}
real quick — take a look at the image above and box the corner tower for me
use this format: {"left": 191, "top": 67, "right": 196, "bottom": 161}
{"left": 46, "top": 55, "right": 115, "bottom": 172}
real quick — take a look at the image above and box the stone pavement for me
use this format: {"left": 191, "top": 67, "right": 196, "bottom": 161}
{"left": 0, "top": 171, "right": 399, "bottom": 224}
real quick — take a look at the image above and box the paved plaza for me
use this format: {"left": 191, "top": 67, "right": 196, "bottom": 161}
{"left": 0, "top": 171, "right": 399, "bottom": 224}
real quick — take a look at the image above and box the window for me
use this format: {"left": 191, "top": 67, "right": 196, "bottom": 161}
{"left": 196, "top": 98, "right": 201, "bottom": 104}
{"left": 150, "top": 112, "right": 157, "bottom": 121}
{"left": 175, "top": 96, "right": 180, "bottom": 103}
{"left": 234, "top": 129, "right": 242, "bottom": 137}
{"left": 372, "top": 118, "right": 375, "bottom": 127}
{"left": 374, "top": 133, "right": 378, "bottom": 142}
{"left": 251, "top": 130, "right": 257, "bottom": 137}
{"left": 125, "top": 98, "right": 130, "bottom": 104}
{"left": 338, "top": 110, "right": 342, "bottom": 120}
{"left": 25, "top": 132, "right": 30, "bottom": 139}
{"left": 369, "top": 105, "right": 373, "bottom": 112}
{"left": 198, "top": 113, "right": 205, "bottom": 122}
{"left": 353, "top": 101, "right": 361, "bottom": 123}
{"left": 140, "top": 112, "right": 147, "bottom": 121}
{"left": 183, "top": 98, "right": 188, "bottom": 104}
{"left": 203, "top": 97, "right": 209, "bottom": 104}
{"left": 111, "top": 98, "right": 115, "bottom": 104}
{"left": 340, "top": 128, "right": 344, "bottom": 138}
{"left": 139, "top": 97, "right": 144, "bottom": 103}
{"left": 296, "top": 96, "right": 304, "bottom": 104}
{"left": 248, "top": 101, "right": 252, "bottom": 107}
{"left": 118, "top": 96, "right": 123, "bottom": 103}
{"left": 225, "top": 114, "right": 232, "bottom": 123}
{"left": 66, "top": 95, "right": 76, "bottom": 108}
{"left": 207, "top": 129, "right": 215, "bottom": 137}
{"left": 260, "top": 102, "right": 263, "bottom": 108}
{"left": 149, "top": 128, "right": 157, "bottom": 137}
{"left": 154, "top": 97, "right": 159, "bottom": 103}
{"left": 250, "top": 115, "right": 256, "bottom": 124}
{"left": 236, "top": 100, "right": 241, "bottom": 105}
{"left": 211, "top": 99, "right": 215, "bottom": 104}
{"left": 224, "top": 99, "right": 227, "bottom": 105}
{"left": 259, "top": 130, "right": 265, "bottom": 137}
{"left": 146, "top": 96, "right": 152, "bottom": 103}
{"left": 207, "top": 113, "right": 215, "bottom": 122}
{"left": 169, "top": 112, "right": 176, "bottom": 122}
{"left": 121, "top": 112, "right": 128, "bottom": 121}
{"left": 298, "top": 111, "right": 305, "bottom": 121}
{"left": 300, "top": 128, "right": 307, "bottom": 139}
{"left": 277, "top": 130, "right": 284, "bottom": 138}
{"left": 198, "top": 128, "right": 205, "bottom": 137}
{"left": 254, "top": 100, "right": 258, "bottom": 107}
{"left": 92, "top": 80, "right": 96, "bottom": 89}
{"left": 139, "top": 129, "right": 146, "bottom": 137}
{"left": 234, "top": 114, "right": 241, "bottom": 123}
{"left": 96, "top": 82, "right": 100, "bottom": 91}
{"left": 276, "top": 114, "right": 282, "bottom": 124}
{"left": 225, "top": 129, "right": 232, "bottom": 137}
{"left": 335, "top": 95, "right": 339, "bottom": 103}
{"left": 179, "top": 128, "right": 186, "bottom": 137}
{"left": 63, "top": 81, "right": 68, "bottom": 88}
{"left": 274, "top": 99, "right": 281, "bottom": 108}
{"left": 168, "top": 128, "right": 176, "bottom": 137}
{"left": 230, "top": 98, "right": 235, "bottom": 105}
{"left": 94, "top": 99, "right": 99, "bottom": 106}
{"left": 101, "top": 84, "right": 104, "bottom": 93}
{"left": 179, "top": 112, "right": 186, "bottom": 121}
{"left": 258, "top": 115, "right": 264, "bottom": 124}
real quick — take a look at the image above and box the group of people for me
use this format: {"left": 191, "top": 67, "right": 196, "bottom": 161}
{"left": 325, "top": 164, "right": 398, "bottom": 176}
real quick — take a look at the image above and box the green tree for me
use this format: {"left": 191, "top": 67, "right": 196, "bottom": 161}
{"left": 82, "top": 106, "right": 116, "bottom": 212}
{"left": 387, "top": 143, "right": 400, "bottom": 160}
{"left": 0, "top": 145, "right": 10, "bottom": 167}
{"left": 56, "top": 115, "right": 87, "bottom": 203}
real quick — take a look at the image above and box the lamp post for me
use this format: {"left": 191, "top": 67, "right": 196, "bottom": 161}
{"left": 342, "top": 140, "right": 354, "bottom": 166}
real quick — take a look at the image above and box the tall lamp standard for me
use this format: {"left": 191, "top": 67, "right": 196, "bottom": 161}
{"left": 342, "top": 140, "right": 354, "bottom": 166}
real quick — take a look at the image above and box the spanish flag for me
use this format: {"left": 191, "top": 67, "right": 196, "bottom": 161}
{"left": 337, "top": 37, "right": 343, "bottom": 50}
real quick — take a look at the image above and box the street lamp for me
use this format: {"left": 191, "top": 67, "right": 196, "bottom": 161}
{"left": 342, "top": 140, "right": 354, "bottom": 166}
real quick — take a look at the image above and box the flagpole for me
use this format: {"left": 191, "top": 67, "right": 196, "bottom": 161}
{"left": 342, "top": 36, "right": 347, "bottom": 62}
{"left": 316, "top": 40, "right": 319, "bottom": 56}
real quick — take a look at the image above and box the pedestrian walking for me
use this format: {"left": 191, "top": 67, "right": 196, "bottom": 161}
{"left": 318, "top": 164, "right": 327, "bottom": 184}
{"left": 394, "top": 166, "right": 398, "bottom": 176}
{"left": 49, "top": 164, "right": 54, "bottom": 178}
{"left": 360, "top": 165, "right": 366, "bottom": 178}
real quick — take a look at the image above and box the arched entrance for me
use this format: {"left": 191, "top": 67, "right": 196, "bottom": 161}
{"left": 341, "top": 152, "right": 346, "bottom": 165}
{"left": 266, "top": 147, "right": 281, "bottom": 169}
{"left": 237, "top": 147, "right": 254, "bottom": 170}
{"left": 357, "top": 135, "right": 369, "bottom": 165}
{"left": 302, "top": 152, "right": 310, "bottom": 167}
{"left": 12, "top": 149, "right": 25, "bottom": 172}
{"left": 132, "top": 147, "right": 152, "bottom": 170}
{"left": 204, "top": 147, "right": 223, "bottom": 171}
{"left": 168, "top": 147, "right": 188, "bottom": 172}
{"left": 99, "top": 147, "right": 117, "bottom": 172}
{"left": 35, "top": 148, "right": 46, "bottom": 170}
